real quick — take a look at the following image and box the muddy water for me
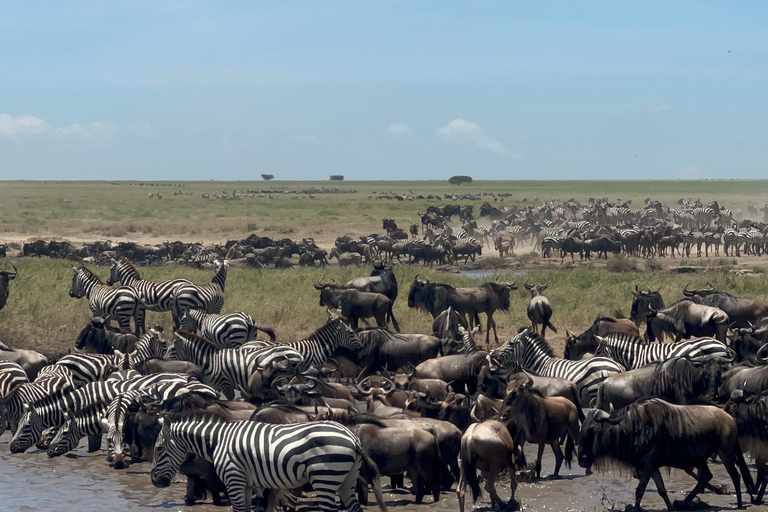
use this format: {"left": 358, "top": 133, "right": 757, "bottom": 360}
{"left": 0, "top": 431, "right": 754, "bottom": 512}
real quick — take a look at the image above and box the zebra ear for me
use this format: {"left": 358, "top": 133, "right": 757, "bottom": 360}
{"left": 100, "top": 417, "right": 110, "bottom": 431}
{"left": 22, "top": 403, "right": 29, "bottom": 413}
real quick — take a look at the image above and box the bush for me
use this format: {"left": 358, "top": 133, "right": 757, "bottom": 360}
{"left": 448, "top": 175, "right": 473, "bottom": 185}
{"left": 606, "top": 255, "right": 638, "bottom": 273}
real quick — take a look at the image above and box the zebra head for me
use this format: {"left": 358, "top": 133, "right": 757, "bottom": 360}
{"left": 150, "top": 417, "right": 185, "bottom": 488}
{"left": 336, "top": 319, "right": 362, "bottom": 351}
{"left": 0, "top": 399, "right": 8, "bottom": 437}
{"left": 106, "top": 258, "right": 120, "bottom": 286}
{"left": 10, "top": 403, "right": 43, "bottom": 453}
{"left": 69, "top": 267, "right": 87, "bottom": 298}
{"left": 488, "top": 331, "right": 527, "bottom": 370}
{"left": 46, "top": 410, "right": 79, "bottom": 458}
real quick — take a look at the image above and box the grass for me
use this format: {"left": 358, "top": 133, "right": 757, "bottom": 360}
{"left": 2, "top": 258, "right": 767, "bottom": 358}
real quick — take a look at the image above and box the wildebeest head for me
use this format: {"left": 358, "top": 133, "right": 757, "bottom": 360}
{"left": 682, "top": 283, "right": 716, "bottom": 300}
{"left": 0, "top": 261, "right": 18, "bottom": 310}
{"left": 314, "top": 281, "right": 341, "bottom": 307}
{"left": 75, "top": 316, "right": 114, "bottom": 354}
{"left": 577, "top": 406, "right": 613, "bottom": 470}
{"left": 523, "top": 281, "right": 548, "bottom": 297}
{"left": 630, "top": 285, "right": 664, "bottom": 326}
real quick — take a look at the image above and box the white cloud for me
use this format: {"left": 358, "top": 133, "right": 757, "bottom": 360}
{"left": 388, "top": 123, "right": 413, "bottom": 136}
{"left": 437, "top": 119, "right": 507, "bottom": 155}
{"left": 55, "top": 122, "right": 118, "bottom": 143}
{"left": 294, "top": 134, "right": 316, "bottom": 144}
{"left": 0, "top": 114, "right": 50, "bottom": 138}
{"left": 679, "top": 166, "right": 702, "bottom": 178}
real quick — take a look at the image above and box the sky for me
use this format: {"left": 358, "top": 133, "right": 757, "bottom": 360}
{"left": 1, "top": 1, "right": 767, "bottom": 181}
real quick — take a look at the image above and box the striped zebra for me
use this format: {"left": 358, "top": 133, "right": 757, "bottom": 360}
{"left": 104, "top": 379, "right": 219, "bottom": 467}
{"left": 70, "top": 266, "right": 146, "bottom": 335}
{"left": 540, "top": 236, "right": 561, "bottom": 258}
{"left": 151, "top": 410, "right": 387, "bottom": 512}
{"left": 107, "top": 257, "right": 191, "bottom": 312}
{"left": 0, "top": 366, "right": 75, "bottom": 436}
{"left": 171, "top": 259, "right": 229, "bottom": 328}
{"left": 10, "top": 373, "right": 187, "bottom": 453}
{"left": 724, "top": 228, "right": 740, "bottom": 256}
{"left": 52, "top": 353, "right": 125, "bottom": 388}
{"left": 594, "top": 334, "right": 731, "bottom": 370}
{"left": 0, "top": 360, "right": 28, "bottom": 396}
{"left": 238, "top": 343, "right": 305, "bottom": 371}
{"left": 489, "top": 330, "right": 624, "bottom": 407}
{"left": 180, "top": 308, "right": 276, "bottom": 349}
{"left": 46, "top": 402, "right": 108, "bottom": 457}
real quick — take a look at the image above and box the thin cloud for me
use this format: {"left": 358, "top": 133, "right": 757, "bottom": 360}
{"left": 294, "top": 134, "right": 316, "bottom": 144}
{"left": 55, "top": 122, "right": 118, "bottom": 143}
{"left": 437, "top": 119, "right": 507, "bottom": 155}
{"left": 388, "top": 123, "right": 413, "bottom": 136}
{"left": 0, "top": 114, "right": 50, "bottom": 138}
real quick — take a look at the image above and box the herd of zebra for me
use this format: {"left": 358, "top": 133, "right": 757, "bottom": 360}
{"left": 5, "top": 256, "right": 768, "bottom": 511}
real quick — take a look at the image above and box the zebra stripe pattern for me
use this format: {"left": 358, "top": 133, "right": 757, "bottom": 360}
{"left": 107, "top": 257, "right": 191, "bottom": 312}
{"left": 151, "top": 412, "right": 384, "bottom": 512}
{"left": 70, "top": 266, "right": 145, "bottom": 335}
{"left": 171, "top": 260, "right": 228, "bottom": 327}
{"left": 0, "top": 366, "right": 75, "bottom": 436}
{"left": 47, "top": 402, "right": 108, "bottom": 457}
{"left": 490, "top": 330, "right": 624, "bottom": 407}
{"left": 0, "top": 361, "right": 28, "bottom": 396}
{"left": 594, "top": 334, "right": 731, "bottom": 370}
{"left": 180, "top": 308, "right": 274, "bottom": 349}
{"left": 52, "top": 353, "right": 124, "bottom": 388}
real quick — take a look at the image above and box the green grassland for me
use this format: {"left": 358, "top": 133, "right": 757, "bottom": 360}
{"left": 2, "top": 179, "right": 768, "bottom": 242}
{"left": 2, "top": 257, "right": 767, "bottom": 358}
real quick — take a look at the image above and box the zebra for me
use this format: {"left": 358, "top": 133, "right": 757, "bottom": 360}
{"left": 540, "top": 236, "right": 561, "bottom": 258}
{"left": 489, "top": 330, "right": 624, "bottom": 407}
{"left": 238, "top": 343, "right": 305, "bottom": 372}
{"left": 46, "top": 402, "right": 109, "bottom": 457}
{"left": 106, "top": 257, "right": 191, "bottom": 312}
{"left": 104, "top": 379, "right": 219, "bottom": 468}
{"left": 150, "top": 410, "right": 388, "bottom": 512}
{"left": 10, "top": 373, "right": 187, "bottom": 453}
{"left": 0, "top": 366, "right": 75, "bottom": 436}
{"left": 171, "top": 259, "right": 229, "bottom": 328}
{"left": 52, "top": 353, "right": 126, "bottom": 388}
{"left": 724, "top": 228, "right": 740, "bottom": 256}
{"left": 70, "top": 266, "right": 146, "bottom": 335}
{"left": 180, "top": 308, "right": 276, "bottom": 349}
{"left": 0, "top": 360, "right": 28, "bottom": 396}
{"left": 594, "top": 334, "right": 731, "bottom": 370}
{"left": 279, "top": 318, "right": 361, "bottom": 371}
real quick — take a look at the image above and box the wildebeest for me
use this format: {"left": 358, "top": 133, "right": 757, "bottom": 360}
{"left": 683, "top": 284, "right": 768, "bottom": 328}
{"left": 524, "top": 282, "right": 557, "bottom": 337}
{"left": 75, "top": 317, "right": 139, "bottom": 354}
{"left": 646, "top": 298, "right": 729, "bottom": 343}
{"left": 457, "top": 419, "right": 518, "bottom": 512}
{"left": 726, "top": 390, "right": 768, "bottom": 504}
{"left": 407, "top": 275, "right": 517, "bottom": 345}
{"left": 354, "top": 328, "right": 444, "bottom": 377}
{"left": 499, "top": 373, "right": 580, "bottom": 478}
{"left": 0, "top": 261, "right": 17, "bottom": 310}
{"left": 564, "top": 316, "right": 640, "bottom": 360}
{"left": 316, "top": 285, "right": 400, "bottom": 332}
{"left": 629, "top": 284, "right": 664, "bottom": 328}
{"left": 719, "top": 360, "right": 768, "bottom": 398}
{"left": 578, "top": 398, "right": 753, "bottom": 510}
{"left": 597, "top": 356, "right": 723, "bottom": 410}
{"left": 582, "top": 236, "right": 621, "bottom": 260}
{"left": 0, "top": 342, "right": 48, "bottom": 380}
{"left": 343, "top": 262, "right": 398, "bottom": 302}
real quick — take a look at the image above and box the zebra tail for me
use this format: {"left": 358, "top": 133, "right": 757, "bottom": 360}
{"left": 357, "top": 445, "right": 389, "bottom": 512}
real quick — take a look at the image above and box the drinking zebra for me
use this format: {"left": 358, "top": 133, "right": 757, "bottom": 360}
{"left": 46, "top": 403, "right": 108, "bottom": 458}
{"left": 0, "top": 366, "right": 75, "bottom": 436}
{"left": 151, "top": 409, "right": 388, "bottom": 512}
{"left": 180, "top": 308, "right": 276, "bottom": 349}
{"left": 171, "top": 260, "right": 228, "bottom": 328}
{"left": 489, "top": 330, "right": 624, "bottom": 407}
{"left": 107, "top": 257, "right": 191, "bottom": 312}
{"left": 594, "top": 334, "right": 731, "bottom": 370}
{"left": 70, "top": 266, "right": 146, "bottom": 335}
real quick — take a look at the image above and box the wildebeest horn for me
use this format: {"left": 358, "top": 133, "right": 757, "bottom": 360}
{"left": 356, "top": 382, "right": 373, "bottom": 396}
{"left": 707, "top": 283, "right": 715, "bottom": 291}
{"left": 470, "top": 405, "right": 480, "bottom": 422}
{"left": 683, "top": 283, "right": 693, "bottom": 296}
{"left": 756, "top": 342, "right": 768, "bottom": 363}
{"left": 314, "top": 282, "right": 325, "bottom": 290}
{"left": 381, "top": 376, "right": 396, "bottom": 393}
{"left": 589, "top": 397, "right": 597, "bottom": 409}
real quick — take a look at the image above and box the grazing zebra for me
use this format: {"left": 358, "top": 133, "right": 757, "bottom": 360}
{"left": 10, "top": 373, "right": 187, "bottom": 453}
{"left": 151, "top": 409, "right": 388, "bottom": 512}
{"left": 0, "top": 366, "right": 75, "bottom": 436}
{"left": 180, "top": 308, "right": 276, "bottom": 349}
{"left": 489, "top": 330, "right": 623, "bottom": 407}
{"left": 46, "top": 403, "right": 109, "bottom": 457}
{"left": 107, "top": 257, "right": 191, "bottom": 312}
{"left": 594, "top": 334, "right": 731, "bottom": 370}
{"left": 70, "top": 266, "right": 146, "bottom": 335}
{"left": 171, "top": 260, "right": 229, "bottom": 328}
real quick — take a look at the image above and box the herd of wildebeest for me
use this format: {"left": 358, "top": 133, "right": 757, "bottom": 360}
{"left": 6, "top": 196, "right": 768, "bottom": 271}
{"left": 3, "top": 244, "right": 768, "bottom": 512}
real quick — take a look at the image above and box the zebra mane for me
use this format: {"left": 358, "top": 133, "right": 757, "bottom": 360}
{"left": 175, "top": 330, "right": 221, "bottom": 350}
{"left": 118, "top": 257, "right": 141, "bottom": 276}
{"left": 522, "top": 332, "right": 556, "bottom": 358}
{"left": 76, "top": 266, "right": 103, "bottom": 283}
{"left": 598, "top": 333, "right": 645, "bottom": 346}
{"left": 304, "top": 318, "right": 346, "bottom": 340}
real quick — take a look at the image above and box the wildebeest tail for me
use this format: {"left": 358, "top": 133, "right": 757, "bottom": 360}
{"left": 256, "top": 326, "right": 277, "bottom": 341}
{"left": 564, "top": 433, "right": 575, "bottom": 469}
{"left": 387, "top": 304, "right": 400, "bottom": 333}
{"left": 357, "top": 444, "right": 389, "bottom": 512}
{"left": 461, "top": 449, "right": 483, "bottom": 503}
{"left": 544, "top": 319, "right": 558, "bottom": 334}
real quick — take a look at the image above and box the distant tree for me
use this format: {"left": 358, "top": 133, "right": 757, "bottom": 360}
{"left": 448, "top": 175, "right": 473, "bottom": 185}
{"left": 261, "top": 174, "right": 274, "bottom": 181}
{"left": 330, "top": 175, "right": 345, "bottom": 181}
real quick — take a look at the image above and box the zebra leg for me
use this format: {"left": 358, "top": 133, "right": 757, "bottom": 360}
{"left": 221, "top": 468, "right": 249, "bottom": 512}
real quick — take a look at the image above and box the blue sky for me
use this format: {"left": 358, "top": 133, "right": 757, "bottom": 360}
{"left": 1, "top": 1, "right": 766, "bottom": 180}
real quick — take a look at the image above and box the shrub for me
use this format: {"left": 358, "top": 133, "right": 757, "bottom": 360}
{"left": 606, "top": 255, "right": 638, "bottom": 273}
{"left": 448, "top": 175, "right": 473, "bottom": 185}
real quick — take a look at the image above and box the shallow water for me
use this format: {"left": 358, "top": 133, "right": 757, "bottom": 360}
{"left": 0, "top": 431, "right": 755, "bottom": 512}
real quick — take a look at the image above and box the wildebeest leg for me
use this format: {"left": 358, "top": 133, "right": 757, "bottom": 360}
{"left": 679, "top": 462, "right": 713, "bottom": 509}
{"left": 754, "top": 462, "right": 768, "bottom": 504}
{"left": 719, "top": 447, "right": 750, "bottom": 507}
{"left": 550, "top": 440, "right": 564, "bottom": 477}
{"left": 484, "top": 465, "right": 505, "bottom": 509}
{"left": 409, "top": 469, "right": 425, "bottom": 503}
{"left": 633, "top": 472, "right": 653, "bottom": 511}
{"left": 534, "top": 441, "right": 545, "bottom": 478}
{"left": 651, "top": 470, "right": 674, "bottom": 511}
